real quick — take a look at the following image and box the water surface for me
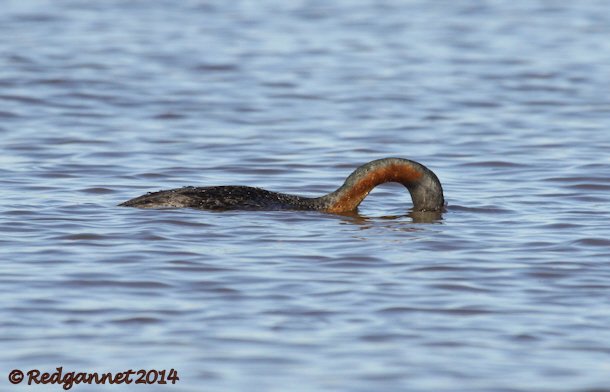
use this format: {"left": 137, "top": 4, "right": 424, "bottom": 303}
{"left": 2, "top": 1, "right": 610, "bottom": 391}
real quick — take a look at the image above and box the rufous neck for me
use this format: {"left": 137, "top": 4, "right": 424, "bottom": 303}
{"left": 320, "top": 158, "right": 444, "bottom": 213}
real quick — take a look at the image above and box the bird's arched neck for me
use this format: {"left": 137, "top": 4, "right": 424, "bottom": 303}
{"left": 318, "top": 158, "right": 444, "bottom": 213}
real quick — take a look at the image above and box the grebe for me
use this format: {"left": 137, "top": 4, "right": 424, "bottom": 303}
{"left": 119, "top": 158, "right": 444, "bottom": 213}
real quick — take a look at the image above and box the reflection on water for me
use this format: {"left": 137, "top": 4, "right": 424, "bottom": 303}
{"left": 2, "top": 1, "right": 610, "bottom": 391}
{"left": 336, "top": 210, "right": 443, "bottom": 226}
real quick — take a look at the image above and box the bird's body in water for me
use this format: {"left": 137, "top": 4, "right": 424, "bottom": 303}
{"left": 119, "top": 158, "right": 444, "bottom": 213}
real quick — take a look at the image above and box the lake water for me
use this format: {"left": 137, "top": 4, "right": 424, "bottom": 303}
{"left": 2, "top": 1, "right": 610, "bottom": 391}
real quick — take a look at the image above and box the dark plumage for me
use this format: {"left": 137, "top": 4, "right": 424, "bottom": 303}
{"left": 120, "top": 186, "right": 318, "bottom": 210}
{"left": 119, "top": 158, "right": 444, "bottom": 213}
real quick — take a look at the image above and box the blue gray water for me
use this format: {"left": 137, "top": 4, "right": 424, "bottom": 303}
{"left": 2, "top": 1, "right": 610, "bottom": 391}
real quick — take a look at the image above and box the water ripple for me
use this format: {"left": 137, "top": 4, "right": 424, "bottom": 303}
{"left": 2, "top": 1, "right": 610, "bottom": 391}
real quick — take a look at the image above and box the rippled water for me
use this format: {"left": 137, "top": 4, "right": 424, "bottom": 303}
{"left": 2, "top": 1, "right": 610, "bottom": 391}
